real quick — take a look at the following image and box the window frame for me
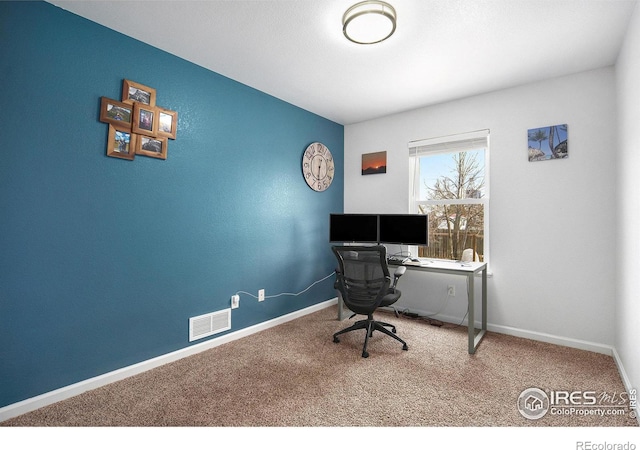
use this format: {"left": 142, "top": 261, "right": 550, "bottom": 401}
{"left": 408, "top": 129, "right": 490, "bottom": 264}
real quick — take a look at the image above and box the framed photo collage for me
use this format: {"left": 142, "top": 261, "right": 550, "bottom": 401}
{"left": 99, "top": 79, "right": 178, "bottom": 160}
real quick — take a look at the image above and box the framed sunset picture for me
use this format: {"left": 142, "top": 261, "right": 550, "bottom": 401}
{"left": 362, "top": 151, "right": 387, "bottom": 175}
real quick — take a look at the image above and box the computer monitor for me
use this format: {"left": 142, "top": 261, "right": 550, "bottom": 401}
{"left": 329, "top": 214, "right": 379, "bottom": 243}
{"left": 378, "top": 214, "right": 429, "bottom": 246}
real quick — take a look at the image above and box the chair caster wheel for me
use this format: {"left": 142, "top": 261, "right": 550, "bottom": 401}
{"left": 362, "top": 351, "right": 369, "bottom": 358}
{"left": 402, "top": 344, "right": 408, "bottom": 351}
{"left": 333, "top": 336, "right": 340, "bottom": 343}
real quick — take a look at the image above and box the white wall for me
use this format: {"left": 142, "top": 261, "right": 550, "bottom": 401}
{"left": 344, "top": 67, "right": 617, "bottom": 348}
{"left": 615, "top": 2, "right": 640, "bottom": 397}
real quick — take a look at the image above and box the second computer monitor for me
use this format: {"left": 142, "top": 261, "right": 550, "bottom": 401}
{"left": 329, "top": 213, "right": 379, "bottom": 243}
{"left": 378, "top": 214, "right": 429, "bottom": 246}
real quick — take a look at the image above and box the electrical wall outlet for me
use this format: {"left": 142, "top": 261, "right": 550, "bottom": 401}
{"left": 258, "top": 289, "right": 265, "bottom": 302}
{"left": 231, "top": 294, "right": 240, "bottom": 309}
{"left": 447, "top": 285, "right": 455, "bottom": 297}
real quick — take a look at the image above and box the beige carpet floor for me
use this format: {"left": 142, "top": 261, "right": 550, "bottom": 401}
{"left": 2, "top": 305, "right": 637, "bottom": 427}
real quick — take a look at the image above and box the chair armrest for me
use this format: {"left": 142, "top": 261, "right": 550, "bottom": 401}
{"left": 392, "top": 266, "right": 406, "bottom": 288}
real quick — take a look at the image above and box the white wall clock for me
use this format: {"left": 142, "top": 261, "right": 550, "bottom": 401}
{"left": 302, "top": 142, "right": 334, "bottom": 192}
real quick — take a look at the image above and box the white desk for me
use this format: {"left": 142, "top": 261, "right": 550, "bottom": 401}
{"left": 337, "top": 259, "right": 488, "bottom": 354}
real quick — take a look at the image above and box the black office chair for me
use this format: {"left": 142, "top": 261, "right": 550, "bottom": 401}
{"left": 332, "top": 245, "right": 408, "bottom": 358}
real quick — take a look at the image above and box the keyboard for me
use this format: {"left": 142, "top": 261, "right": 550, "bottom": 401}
{"left": 387, "top": 257, "right": 405, "bottom": 264}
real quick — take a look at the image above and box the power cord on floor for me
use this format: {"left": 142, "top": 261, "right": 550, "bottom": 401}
{"left": 396, "top": 309, "right": 445, "bottom": 327}
{"left": 394, "top": 298, "right": 470, "bottom": 328}
{"left": 399, "top": 276, "right": 471, "bottom": 328}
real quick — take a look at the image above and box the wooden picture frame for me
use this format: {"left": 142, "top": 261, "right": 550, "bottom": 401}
{"left": 106, "top": 125, "right": 136, "bottom": 160}
{"left": 99, "top": 97, "right": 133, "bottom": 128}
{"left": 136, "top": 135, "right": 168, "bottom": 160}
{"left": 122, "top": 79, "right": 156, "bottom": 106}
{"left": 132, "top": 103, "right": 158, "bottom": 137}
{"left": 157, "top": 107, "right": 178, "bottom": 139}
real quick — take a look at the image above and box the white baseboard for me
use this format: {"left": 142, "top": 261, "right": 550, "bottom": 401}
{"left": 0, "top": 298, "right": 338, "bottom": 423}
{"left": 486, "top": 323, "right": 614, "bottom": 355}
{"left": 393, "top": 306, "right": 615, "bottom": 355}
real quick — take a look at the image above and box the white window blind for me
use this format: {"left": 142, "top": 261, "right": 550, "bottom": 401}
{"left": 409, "top": 129, "right": 490, "bottom": 156}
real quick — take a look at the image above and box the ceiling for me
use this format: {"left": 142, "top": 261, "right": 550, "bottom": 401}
{"left": 49, "top": 0, "right": 637, "bottom": 125}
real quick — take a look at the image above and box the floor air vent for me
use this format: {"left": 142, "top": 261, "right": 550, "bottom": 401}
{"left": 189, "top": 308, "right": 231, "bottom": 342}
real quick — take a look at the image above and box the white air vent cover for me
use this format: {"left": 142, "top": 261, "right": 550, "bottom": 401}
{"left": 189, "top": 308, "right": 231, "bottom": 342}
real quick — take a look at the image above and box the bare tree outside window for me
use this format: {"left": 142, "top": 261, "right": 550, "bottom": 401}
{"left": 418, "top": 151, "right": 485, "bottom": 260}
{"left": 411, "top": 131, "right": 489, "bottom": 262}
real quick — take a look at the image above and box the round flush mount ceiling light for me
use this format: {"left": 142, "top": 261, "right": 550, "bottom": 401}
{"left": 343, "top": 1, "right": 397, "bottom": 45}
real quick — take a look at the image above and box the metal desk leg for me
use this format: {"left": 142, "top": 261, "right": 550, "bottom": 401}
{"left": 482, "top": 267, "right": 487, "bottom": 334}
{"left": 468, "top": 273, "right": 475, "bottom": 354}
{"left": 337, "top": 293, "right": 352, "bottom": 321}
{"left": 468, "top": 267, "right": 488, "bottom": 354}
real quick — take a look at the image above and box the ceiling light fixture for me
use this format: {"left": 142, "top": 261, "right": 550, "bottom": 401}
{"left": 343, "top": 1, "right": 397, "bottom": 45}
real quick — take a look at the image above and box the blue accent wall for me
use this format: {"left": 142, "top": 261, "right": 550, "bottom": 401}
{"left": 0, "top": 2, "right": 343, "bottom": 408}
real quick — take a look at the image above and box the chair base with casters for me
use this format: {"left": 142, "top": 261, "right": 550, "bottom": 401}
{"left": 331, "top": 245, "right": 409, "bottom": 358}
{"left": 333, "top": 312, "right": 408, "bottom": 358}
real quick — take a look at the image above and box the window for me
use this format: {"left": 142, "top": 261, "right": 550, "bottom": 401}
{"left": 409, "top": 130, "right": 489, "bottom": 262}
